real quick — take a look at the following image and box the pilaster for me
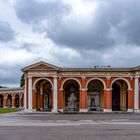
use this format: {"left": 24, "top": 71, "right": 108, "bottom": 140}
{"left": 104, "top": 76, "right": 112, "bottom": 112}
{"left": 12, "top": 97, "right": 15, "bottom": 108}
{"left": 80, "top": 77, "right": 87, "bottom": 112}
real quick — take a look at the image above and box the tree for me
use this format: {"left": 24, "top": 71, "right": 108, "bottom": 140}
{"left": 0, "top": 86, "right": 6, "bottom": 88}
{"left": 20, "top": 74, "right": 25, "bottom": 87}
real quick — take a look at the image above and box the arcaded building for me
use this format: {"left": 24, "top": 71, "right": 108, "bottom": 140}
{"left": 0, "top": 87, "right": 24, "bottom": 108}
{"left": 22, "top": 61, "right": 140, "bottom": 113}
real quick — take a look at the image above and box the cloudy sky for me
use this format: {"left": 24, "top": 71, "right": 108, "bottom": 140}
{"left": 0, "top": 0, "right": 140, "bottom": 87}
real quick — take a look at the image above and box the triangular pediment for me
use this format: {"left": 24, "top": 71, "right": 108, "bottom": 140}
{"left": 22, "top": 61, "right": 59, "bottom": 72}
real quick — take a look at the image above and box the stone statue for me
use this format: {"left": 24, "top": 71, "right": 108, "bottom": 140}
{"left": 68, "top": 92, "right": 76, "bottom": 110}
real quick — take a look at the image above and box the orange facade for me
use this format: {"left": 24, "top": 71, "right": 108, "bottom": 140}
{"left": 22, "top": 61, "right": 140, "bottom": 112}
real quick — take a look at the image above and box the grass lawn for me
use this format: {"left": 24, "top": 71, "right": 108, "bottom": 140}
{"left": 0, "top": 108, "right": 22, "bottom": 113}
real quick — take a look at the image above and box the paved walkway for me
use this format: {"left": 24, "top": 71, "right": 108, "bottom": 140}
{"left": 1, "top": 112, "right": 140, "bottom": 140}
{"left": 0, "top": 112, "right": 140, "bottom": 126}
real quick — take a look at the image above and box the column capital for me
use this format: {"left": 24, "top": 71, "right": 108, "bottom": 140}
{"left": 105, "top": 88, "right": 112, "bottom": 91}
{"left": 127, "top": 89, "right": 133, "bottom": 91}
{"left": 134, "top": 76, "right": 139, "bottom": 79}
{"left": 106, "top": 76, "right": 111, "bottom": 80}
{"left": 81, "top": 88, "right": 87, "bottom": 91}
{"left": 81, "top": 76, "right": 86, "bottom": 80}
{"left": 27, "top": 75, "right": 32, "bottom": 78}
{"left": 59, "top": 88, "right": 64, "bottom": 91}
{"left": 53, "top": 76, "right": 58, "bottom": 79}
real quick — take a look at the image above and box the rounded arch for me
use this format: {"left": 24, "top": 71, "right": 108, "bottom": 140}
{"left": 86, "top": 78, "right": 106, "bottom": 90}
{"left": 61, "top": 78, "right": 82, "bottom": 90}
{"left": 111, "top": 78, "right": 131, "bottom": 90}
{"left": 13, "top": 93, "right": 20, "bottom": 98}
{"left": 33, "top": 78, "right": 53, "bottom": 90}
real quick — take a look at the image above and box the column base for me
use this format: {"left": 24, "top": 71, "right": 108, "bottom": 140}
{"left": 12, "top": 106, "right": 15, "bottom": 108}
{"left": 25, "top": 109, "right": 36, "bottom": 112}
{"left": 104, "top": 109, "right": 112, "bottom": 112}
{"left": 127, "top": 109, "right": 133, "bottom": 112}
{"left": 58, "top": 109, "right": 63, "bottom": 112}
{"left": 52, "top": 109, "right": 58, "bottom": 113}
{"left": 134, "top": 109, "right": 140, "bottom": 113}
{"left": 79, "top": 109, "right": 88, "bottom": 112}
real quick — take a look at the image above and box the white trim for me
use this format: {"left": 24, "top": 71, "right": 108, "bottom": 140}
{"left": 104, "top": 109, "right": 112, "bottom": 112}
{"left": 60, "top": 77, "right": 82, "bottom": 90}
{"left": 86, "top": 78, "right": 106, "bottom": 89}
{"left": 110, "top": 78, "right": 131, "bottom": 90}
{"left": 79, "top": 109, "right": 88, "bottom": 112}
{"left": 33, "top": 78, "right": 53, "bottom": 90}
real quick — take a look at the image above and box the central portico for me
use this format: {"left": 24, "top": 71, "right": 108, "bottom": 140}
{"left": 22, "top": 61, "right": 140, "bottom": 113}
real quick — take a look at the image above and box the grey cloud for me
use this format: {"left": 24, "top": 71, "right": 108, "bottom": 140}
{"left": 0, "top": 21, "right": 15, "bottom": 42}
{"left": 0, "top": 66, "right": 21, "bottom": 87}
{"left": 14, "top": 0, "right": 71, "bottom": 23}
{"left": 14, "top": 0, "right": 140, "bottom": 50}
{"left": 48, "top": 0, "right": 140, "bottom": 49}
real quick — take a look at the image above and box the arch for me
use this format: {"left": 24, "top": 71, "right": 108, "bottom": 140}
{"left": 15, "top": 94, "right": 19, "bottom": 108}
{"left": 61, "top": 78, "right": 82, "bottom": 90}
{"left": 86, "top": 78, "right": 106, "bottom": 90}
{"left": 111, "top": 78, "right": 131, "bottom": 90}
{"left": 33, "top": 78, "right": 53, "bottom": 90}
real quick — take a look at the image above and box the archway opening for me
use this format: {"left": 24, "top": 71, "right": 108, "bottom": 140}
{"left": 0, "top": 95, "right": 3, "bottom": 108}
{"left": 87, "top": 80, "right": 104, "bottom": 111}
{"left": 7, "top": 94, "right": 12, "bottom": 108}
{"left": 35, "top": 79, "right": 52, "bottom": 111}
{"left": 112, "top": 80, "right": 128, "bottom": 111}
{"left": 15, "top": 94, "right": 19, "bottom": 108}
{"left": 63, "top": 80, "right": 80, "bottom": 111}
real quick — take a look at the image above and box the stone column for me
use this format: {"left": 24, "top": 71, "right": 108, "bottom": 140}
{"left": 12, "top": 97, "right": 15, "bottom": 108}
{"left": 28, "top": 76, "right": 32, "bottom": 111}
{"left": 24, "top": 77, "right": 27, "bottom": 110}
{"left": 104, "top": 76, "right": 112, "bottom": 112}
{"left": 53, "top": 76, "right": 58, "bottom": 113}
{"left": 134, "top": 76, "right": 139, "bottom": 112}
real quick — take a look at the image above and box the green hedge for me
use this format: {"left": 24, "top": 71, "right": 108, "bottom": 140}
{"left": 0, "top": 108, "right": 22, "bottom": 113}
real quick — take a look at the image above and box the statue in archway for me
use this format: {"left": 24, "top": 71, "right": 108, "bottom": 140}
{"left": 68, "top": 92, "right": 76, "bottom": 110}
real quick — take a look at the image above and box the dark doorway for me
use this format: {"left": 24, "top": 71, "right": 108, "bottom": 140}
{"left": 15, "top": 94, "right": 19, "bottom": 108}
{"left": 112, "top": 84, "right": 120, "bottom": 111}
{"left": 63, "top": 80, "right": 80, "bottom": 111}
{"left": 0, "top": 95, "right": 3, "bottom": 107}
